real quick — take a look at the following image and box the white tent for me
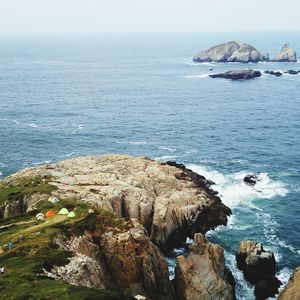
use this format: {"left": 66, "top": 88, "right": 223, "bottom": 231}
{"left": 48, "top": 196, "right": 60, "bottom": 204}
{"left": 36, "top": 212, "right": 45, "bottom": 221}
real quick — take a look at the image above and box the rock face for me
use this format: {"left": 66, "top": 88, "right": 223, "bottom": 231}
{"left": 174, "top": 233, "right": 235, "bottom": 300}
{"left": 278, "top": 267, "right": 300, "bottom": 300}
{"left": 193, "top": 41, "right": 269, "bottom": 63}
{"left": 0, "top": 155, "right": 231, "bottom": 251}
{"left": 236, "top": 240, "right": 281, "bottom": 299}
{"left": 272, "top": 44, "right": 297, "bottom": 62}
{"left": 209, "top": 70, "right": 261, "bottom": 80}
{"left": 44, "top": 218, "right": 173, "bottom": 300}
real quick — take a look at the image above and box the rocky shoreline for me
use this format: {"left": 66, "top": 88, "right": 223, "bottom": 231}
{"left": 0, "top": 154, "right": 299, "bottom": 299}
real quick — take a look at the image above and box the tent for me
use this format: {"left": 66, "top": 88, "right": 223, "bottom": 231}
{"left": 58, "top": 208, "right": 69, "bottom": 215}
{"left": 48, "top": 196, "right": 60, "bottom": 204}
{"left": 88, "top": 209, "right": 95, "bottom": 214}
{"left": 45, "top": 210, "right": 56, "bottom": 217}
{"left": 67, "top": 211, "right": 76, "bottom": 218}
{"left": 36, "top": 212, "right": 45, "bottom": 221}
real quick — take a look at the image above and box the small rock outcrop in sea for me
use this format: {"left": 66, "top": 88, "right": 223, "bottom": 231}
{"left": 236, "top": 240, "right": 281, "bottom": 299}
{"left": 243, "top": 174, "right": 260, "bottom": 186}
{"left": 209, "top": 69, "right": 261, "bottom": 80}
{"left": 284, "top": 70, "right": 300, "bottom": 75}
{"left": 174, "top": 233, "right": 235, "bottom": 300}
{"left": 278, "top": 267, "right": 300, "bottom": 300}
{"left": 193, "top": 41, "right": 269, "bottom": 63}
{"left": 264, "top": 70, "right": 283, "bottom": 77}
{"left": 271, "top": 44, "right": 297, "bottom": 62}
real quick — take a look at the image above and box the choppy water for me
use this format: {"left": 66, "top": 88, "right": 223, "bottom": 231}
{"left": 0, "top": 33, "right": 299, "bottom": 299}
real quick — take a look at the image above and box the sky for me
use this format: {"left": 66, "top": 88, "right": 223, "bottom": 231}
{"left": 0, "top": 0, "right": 299, "bottom": 34}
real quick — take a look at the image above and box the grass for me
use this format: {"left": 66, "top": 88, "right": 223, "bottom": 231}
{"left": 0, "top": 177, "right": 57, "bottom": 204}
{"left": 0, "top": 196, "right": 126, "bottom": 300}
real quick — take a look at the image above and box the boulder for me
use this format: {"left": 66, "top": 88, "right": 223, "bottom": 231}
{"left": 193, "top": 41, "right": 269, "bottom": 63}
{"left": 272, "top": 44, "right": 297, "bottom": 62}
{"left": 243, "top": 174, "right": 260, "bottom": 186}
{"left": 264, "top": 70, "right": 283, "bottom": 77}
{"left": 236, "top": 241, "right": 281, "bottom": 299}
{"left": 278, "top": 267, "right": 300, "bottom": 300}
{"left": 209, "top": 70, "right": 261, "bottom": 80}
{"left": 173, "top": 233, "right": 235, "bottom": 300}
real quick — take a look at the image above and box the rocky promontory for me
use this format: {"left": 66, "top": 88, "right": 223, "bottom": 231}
{"left": 278, "top": 267, "right": 300, "bottom": 299}
{"left": 193, "top": 41, "right": 269, "bottom": 63}
{"left": 0, "top": 154, "right": 232, "bottom": 300}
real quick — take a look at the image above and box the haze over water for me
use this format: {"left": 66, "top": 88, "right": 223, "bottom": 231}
{"left": 0, "top": 32, "right": 299, "bottom": 299}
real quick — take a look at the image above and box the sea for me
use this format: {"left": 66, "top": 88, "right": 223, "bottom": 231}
{"left": 0, "top": 32, "right": 299, "bottom": 299}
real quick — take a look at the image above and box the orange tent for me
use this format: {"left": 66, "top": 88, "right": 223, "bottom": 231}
{"left": 45, "top": 210, "right": 56, "bottom": 217}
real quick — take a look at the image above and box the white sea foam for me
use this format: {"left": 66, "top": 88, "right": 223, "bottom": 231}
{"left": 187, "top": 165, "right": 288, "bottom": 209}
{"left": 29, "top": 122, "right": 38, "bottom": 128}
{"left": 183, "top": 74, "right": 209, "bottom": 79}
{"left": 155, "top": 155, "right": 180, "bottom": 162}
{"left": 32, "top": 160, "right": 51, "bottom": 166}
{"left": 158, "top": 146, "right": 177, "bottom": 153}
{"left": 116, "top": 140, "right": 151, "bottom": 145}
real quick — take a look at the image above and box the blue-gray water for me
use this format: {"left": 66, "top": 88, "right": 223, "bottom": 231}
{"left": 0, "top": 33, "right": 299, "bottom": 299}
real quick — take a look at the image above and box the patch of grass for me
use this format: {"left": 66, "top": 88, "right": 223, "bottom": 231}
{"left": 0, "top": 198, "right": 130, "bottom": 300}
{"left": 0, "top": 177, "right": 57, "bottom": 204}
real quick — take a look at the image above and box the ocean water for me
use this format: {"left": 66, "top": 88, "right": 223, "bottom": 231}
{"left": 0, "top": 32, "right": 299, "bottom": 299}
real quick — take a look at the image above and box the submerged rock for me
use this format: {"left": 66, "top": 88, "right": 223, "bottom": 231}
{"left": 264, "top": 70, "right": 283, "bottom": 77}
{"left": 193, "top": 41, "right": 269, "bottom": 63}
{"left": 209, "top": 69, "right": 261, "bottom": 80}
{"left": 236, "top": 240, "right": 281, "bottom": 299}
{"left": 278, "top": 267, "right": 300, "bottom": 300}
{"left": 173, "top": 233, "right": 235, "bottom": 300}
{"left": 271, "top": 44, "right": 297, "bottom": 62}
{"left": 284, "top": 70, "right": 300, "bottom": 75}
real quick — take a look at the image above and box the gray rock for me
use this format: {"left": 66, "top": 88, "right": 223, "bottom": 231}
{"left": 193, "top": 41, "right": 269, "bottom": 63}
{"left": 272, "top": 44, "right": 297, "bottom": 62}
{"left": 209, "top": 69, "right": 261, "bottom": 80}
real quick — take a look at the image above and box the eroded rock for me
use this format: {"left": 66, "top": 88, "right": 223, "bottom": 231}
{"left": 272, "top": 44, "right": 297, "bottom": 62}
{"left": 174, "top": 233, "right": 235, "bottom": 300}
{"left": 278, "top": 267, "right": 300, "bottom": 300}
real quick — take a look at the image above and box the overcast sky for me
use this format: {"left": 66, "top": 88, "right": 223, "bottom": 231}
{"left": 0, "top": 0, "right": 299, "bottom": 34}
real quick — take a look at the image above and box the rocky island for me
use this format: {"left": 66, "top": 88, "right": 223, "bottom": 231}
{"left": 193, "top": 41, "right": 269, "bottom": 63}
{"left": 193, "top": 41, "right": 297, "bottom": 63}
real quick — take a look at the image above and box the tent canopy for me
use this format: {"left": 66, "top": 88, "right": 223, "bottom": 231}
{"left": 46, "top": 210, "right": 56, "bottom": 217}
{"left": 58, "top": 208, "right": 69, "bottom": 215}
{"left": 67, "top": 211, "right": 76, "bottom": 218}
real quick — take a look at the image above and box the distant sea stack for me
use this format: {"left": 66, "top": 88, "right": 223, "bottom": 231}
{"left": 271, "top": 44, "right": 297, "bottom": 62}
{"left": 193, "top": 41, "right": 269, "bottom": 63}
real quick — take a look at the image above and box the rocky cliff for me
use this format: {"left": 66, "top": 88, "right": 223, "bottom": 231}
{"left": 0, "top": 154, "right": 232, "bottom": 299}
{"left": 278, "top": 267, "right": 300, "bottom": 300}
{"left": 0, "top": 155, "right": 231, "bottom": 251}
{"left": 193, "top": 41, "right": 269, "bottom": 63}
{"left": 174, "top": 233, "right": 235, "bottom": 300}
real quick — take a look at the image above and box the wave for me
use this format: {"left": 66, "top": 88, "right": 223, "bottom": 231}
{"left": 187, "top": 165, "right": 288, "bottom": 209}
{"left": 155, "top": 155, "right": 180, "bottom": 162}
{"left": 158, "top": 146, "right": 177, "bottom": 153}
{"left": 116, "top": 140, "right": 152, "bottom": 145}
{"left": 183, "top": 74, "right": 209, "bottom": 79}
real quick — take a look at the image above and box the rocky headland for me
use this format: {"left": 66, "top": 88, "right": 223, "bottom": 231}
{"left": 193, "top": 41, "right": 297, "bottom": 63}
{"left": 0, "top": 154, "right": 232, "bottom": 300}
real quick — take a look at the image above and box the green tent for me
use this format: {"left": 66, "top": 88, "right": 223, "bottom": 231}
{"left": 67, "top": 211, "right": 76, "bottom": 218}
{"left": 58, "top": 208, "right": 69, "bottom": 215}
